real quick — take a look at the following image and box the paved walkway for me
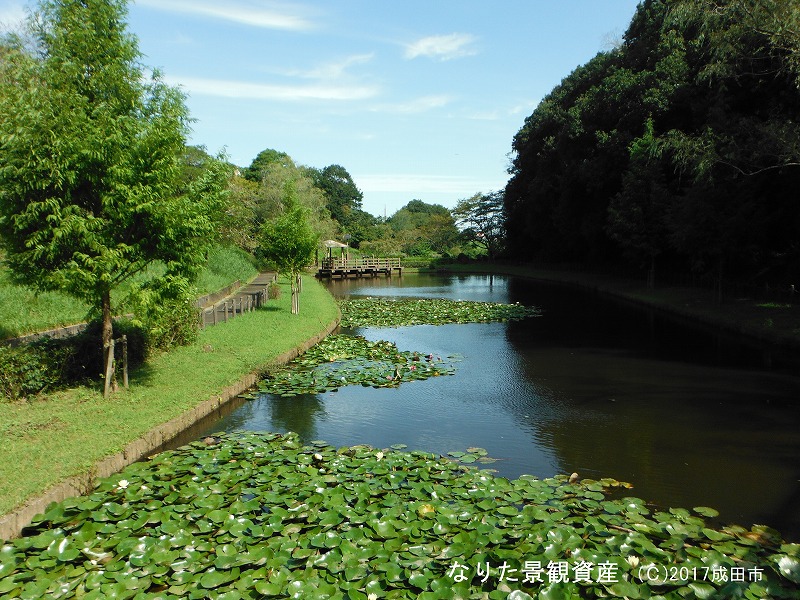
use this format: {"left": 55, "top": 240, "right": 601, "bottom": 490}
{"left": 199, "top": 272, "right": 276, "bottom": 328}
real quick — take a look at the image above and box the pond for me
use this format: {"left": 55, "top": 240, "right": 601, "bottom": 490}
{"left": 199, "top": 272, "right": 800, "bottom": 541}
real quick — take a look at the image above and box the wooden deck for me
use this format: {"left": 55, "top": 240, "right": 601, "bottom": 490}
{"left": 317, "top": 257, "right": 402, "bottom": 279}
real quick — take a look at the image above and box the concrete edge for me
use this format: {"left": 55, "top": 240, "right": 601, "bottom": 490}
{"left": 0, "top": 315, "right": 340, "bottom": 542}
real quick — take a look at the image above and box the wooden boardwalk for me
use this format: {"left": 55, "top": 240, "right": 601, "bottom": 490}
{"left": 316, "top": 257, "right": 402, "bottom": 279}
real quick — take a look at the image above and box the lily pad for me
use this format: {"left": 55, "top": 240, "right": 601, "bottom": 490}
{"left": 339, "top": 297, "right": 541, "bottom": 328}
{"left": 258, "top": 334, "right": 457, "bottom": 396}
{"left": 8, "top": 432, "right": 798, "bottom": 599}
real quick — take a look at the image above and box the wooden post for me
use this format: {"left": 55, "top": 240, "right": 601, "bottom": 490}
{"left": 121, "top": 335, "right": 129, "bottom": 390}
{"left": 103, "top": 338, "right": 115, "bottom": 398}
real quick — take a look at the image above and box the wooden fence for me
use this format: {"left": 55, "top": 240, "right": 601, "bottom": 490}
{"left": 317, "top": 257, "right": 402, "bottom": 278}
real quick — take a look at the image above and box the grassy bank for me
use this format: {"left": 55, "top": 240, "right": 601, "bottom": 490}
{"left": 0, "top": 274, "right": 339, "bottom": 517}
{"left": 0, "top": 245, "right": 257, "bottom": 340}
{"left": 434, "top": 262, "right": 800, "bottom": 349}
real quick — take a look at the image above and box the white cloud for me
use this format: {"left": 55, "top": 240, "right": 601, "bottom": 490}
{"left": 135, "top": 0, "right": 317, "bottom": 31}
{"left": 404, "top": 33, "right": 478, "bottom": 61}
{"left": 292, "top": 54, "right": 375, "bottom": 80}
{"left": 371, "top": 95, "right": 452, "bottom": 114}
{"left": 165, "top": 75, "right": 379, "bottom": 101}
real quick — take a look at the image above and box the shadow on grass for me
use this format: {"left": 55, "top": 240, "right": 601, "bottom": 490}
{"left": 124, "top": 361, "right": 158, "bottom": 388}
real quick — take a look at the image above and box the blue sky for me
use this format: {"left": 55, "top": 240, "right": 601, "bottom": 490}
{"left": 1, "top": 1, "right": 642, "bottom": 217}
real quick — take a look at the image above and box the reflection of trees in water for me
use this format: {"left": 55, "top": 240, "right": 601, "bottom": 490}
{"left": 502, "top": 277, "right": 800, "bottom": 538}
{"left": 267, "top": 393, "right": 327, "bottom": 440}
{"left": 209, "top": 393, "right": 327, "bottom": 442}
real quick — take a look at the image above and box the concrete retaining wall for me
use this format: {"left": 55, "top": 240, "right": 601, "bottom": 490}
{"left": 0, "top": 316, "right": 340, "bottom": 541}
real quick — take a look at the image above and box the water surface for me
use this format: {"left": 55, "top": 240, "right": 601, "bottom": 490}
{"left": 202, "top": 273, "right": 800, "bottom": 540}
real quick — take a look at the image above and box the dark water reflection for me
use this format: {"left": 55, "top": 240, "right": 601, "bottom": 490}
{"left": 201, "top": 273, "right": 800, "bottom": 540}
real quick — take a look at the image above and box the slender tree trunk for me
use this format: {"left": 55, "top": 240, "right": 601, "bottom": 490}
{"left": 290, "top": 275, "right": 298, "bottom": 315}
{"left": 101, "top": 289, "right": 117, "bottom": 394}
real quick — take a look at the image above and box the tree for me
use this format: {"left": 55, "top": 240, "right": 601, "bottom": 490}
{"left": 257, "top": 182, "right": 318, "bottom": 314}
{"left": 309, "top": 164, "right": 363, "bottom": 221}
{"left": 308, "top": 164, "right": 376, "bottom": 247}
{"left": 385, "top": 200, "right": 458, "bottom": 256}
{"left": 505, "top": 0, "right": 800, "bottom": 288}
{"left": 0, "top": 0, "right": 228, "bottom": 388}
{"left": 453, "top": 191, "right": 506, "bottom": 260}
{"left": 242, "top": 148, "right": 291, "bottom": 182}
{"left": 252, "top": 156, "right": 338, "bottom": 243}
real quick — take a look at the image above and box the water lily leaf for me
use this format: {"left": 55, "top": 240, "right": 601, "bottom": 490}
{"left": 200, "top": 569, "right": 233, "bottom": 589}
{"left": 693, "top": 506, "right": 720, "bottom": 518}
{"left": 777, "top": 555, "right": 800, "bottom": 583}
{"left": 6, "top": 431, "right": 796, "bottom": 600}
{"left": 608, "top": 580, "right": 644, "bottom": 598}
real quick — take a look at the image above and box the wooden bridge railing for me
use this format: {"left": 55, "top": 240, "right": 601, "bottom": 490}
{"left": 320, "top": 257, "right": 401, "bottom": 270}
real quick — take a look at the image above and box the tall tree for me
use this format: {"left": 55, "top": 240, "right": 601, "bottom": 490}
{"left": 252, "top": 156, "right": 338, "bottom": 243}
{"left": 242, "top": 148, "right": 291, "bottom": 182}
{"left": 309, "top": 164, "right": 376, "bottom": 247}
{"left": 0, "top": 0, "right": 228, "bottom": 385}
{"left": 386, "top": 200, "right": 458, "bottom": 256}
{"left": 257, "top": 182, "right": 317, "bottom": 314}
{"left": 453, "top": 191, "right": 506, "bottom": 260}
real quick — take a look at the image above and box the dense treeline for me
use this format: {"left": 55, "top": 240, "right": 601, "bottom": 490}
{"left": 505, "top": 0, "right": 800, "bottom": 290}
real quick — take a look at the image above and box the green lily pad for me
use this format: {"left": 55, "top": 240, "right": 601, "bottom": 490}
{"left": 7, "top": 431, "right": 798, "bottom": 600}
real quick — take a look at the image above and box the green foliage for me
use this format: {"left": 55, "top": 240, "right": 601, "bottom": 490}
{"left": 0, "top": 0, "right": 228, "bottom": 375}
{"left": 453, "top": 191, "right": 506, "bottom": 259}
{"left": 505, "top": 0, "right": 800, "bottom": 287}
{"left": 0, "top": 344, "right": 66, "bottom": 402}
{"left": 268, "top": 281, "right": 281, "bottom": 300}
{"left": 0, "top": 275, "right": 340, "bottom": 514}
{"left": 338, "top": 297, "right": 541, "bottom": 328}
{"left": 0, "top": 318, "right": 147, "bottom": 402}
{"left": 242, "top": 147, "right": 291, "bottom": 182}
{"left": 5, "top": 432, "right": 798, "bottom": 598}
{"left": 257, "top": 182, "right": 318, "bottom": 279}
{"left": 254, "top": 334, "right": 456, "bottom": 396}
{"left": 127, "top": 278, "right": 200, "bottom": 352}
{"left": 248, "top": 155, "right": 338, "bottom": 244}
{"left": 382, "top": 200, "right": 460, "bottom": 257}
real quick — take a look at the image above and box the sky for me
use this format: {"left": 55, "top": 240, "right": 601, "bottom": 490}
{"left": 0, "top": 0, "right": 642, "bottom": 218}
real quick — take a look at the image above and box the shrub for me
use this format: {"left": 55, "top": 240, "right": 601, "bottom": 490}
{"left": 0, "top": 344, "right": 64, "bottom": 401}
{"left": 268, "top": 281, "right": 281, "bottom": 300}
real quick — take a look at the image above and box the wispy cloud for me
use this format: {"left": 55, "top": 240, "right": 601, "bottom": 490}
{"left": 136, "top": 0, "right": 317, "bottom": 31}
{"left": 404, "top": 33, "right": 478, "bottom": 61}
{"left": 165, "top": 75, "right": 379, "bottom": 101}
{"left": 291, "top": 54, "right": 375, "bottom": 80}
{"left": 371, "top": 95, "right": 452, "bottom": 114}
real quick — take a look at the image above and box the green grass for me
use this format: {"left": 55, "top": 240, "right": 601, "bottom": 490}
{"left": 0, "top": 275, "right": 339, "bottom": 516}
{"left": 0, "top": 270, "right": 91, "bottom": 340}
{"left": 0, "top": 245, "right": 258, "bottom": 340}
{"left": 193, "top": 245, "right": 258, "bottom": 295}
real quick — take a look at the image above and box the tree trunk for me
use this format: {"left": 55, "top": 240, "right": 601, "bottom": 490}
{"left": 290, "top": 276, "right": 299, "bottom": 315}
{"left": 102, "top": 289, "right": 117, "bottom": 395}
